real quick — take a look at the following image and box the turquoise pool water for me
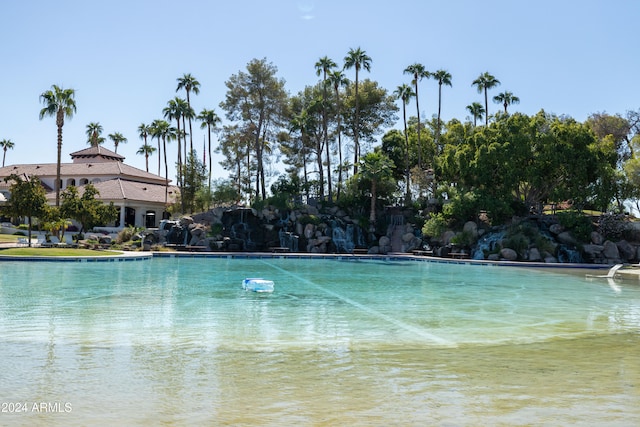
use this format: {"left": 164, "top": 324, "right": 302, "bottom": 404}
{"left": 1, "top": 256, "right": 639, "bottom": 425}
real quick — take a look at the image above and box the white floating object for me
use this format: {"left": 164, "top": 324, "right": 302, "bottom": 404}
{"left": 242, "top": 278, "right": 275, "bottom": 293}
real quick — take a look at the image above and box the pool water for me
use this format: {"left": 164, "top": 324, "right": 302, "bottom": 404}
{"left": 1, "top": 257, "right": 639, "bottom": 425}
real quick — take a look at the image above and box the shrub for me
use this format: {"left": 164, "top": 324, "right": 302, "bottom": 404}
{"left": 422, "top": 213, "right": 449, "bottom": 240}
{"left": 557, "top": 210, "right": 593, "bottom": 242}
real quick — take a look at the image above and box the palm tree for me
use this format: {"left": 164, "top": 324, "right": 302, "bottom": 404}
{"left": 315, "top": 56, "right": 337, "bottom": 202}
{"left": 359, "top": 151, "right": 394, "bottom": 229}
{"left": 431, "top": 69, "right": 453, "bottom": 143}
{"left": 394, "top": 84, "right": 415, "bottom": 204}
{"left": 403, "top": 63, "right": 430, "bottom": 168}
{"left": 150, "top": 119, "right": 176, "bottom": 204}
{"left": 344, "top": 47, "right": 372, "bottom": 175}
{"left": 466, "top": 102, "right": 485, "bottom": 127}
{"left": 327, "top": 69, "right": 349, "bottom": 201}
{"left": 163, "top": 97, "right": 188, "bottom": 186}
{"left": 39, "top": 85, "right": 76, "bottom": 207}
{"left": 136, "top": 143, "right": 156, "bottom": 172}
{"left": 138, "top": 123, "right": 157, "bottom": 174}
{"left": 493, "top": 91, "right": 520, "bottom": 114}
{"left": 108, "top": 132, "right": 127, "bottom": 153}
{"left": 471, "top": 72, "right": 500, "bottom": 125}
{"left": 0, "top": 139, "right": 15, "bottom": 167}
{"left": 197, "top": 108, "right": 221, "bottom": 193}
{"left": 176, "top": 73, "right": 200, "bottom": 153}
{"left": 85, "top": 122, "right": 105, "bottom": 146}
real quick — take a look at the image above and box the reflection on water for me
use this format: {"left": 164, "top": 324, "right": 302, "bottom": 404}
{"left": 0, "top": 258, "right": 639, "bottom": 426}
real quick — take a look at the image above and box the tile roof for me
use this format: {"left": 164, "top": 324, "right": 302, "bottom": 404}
{"left": 44, "top": 179, "right": 179, "bottom": 204}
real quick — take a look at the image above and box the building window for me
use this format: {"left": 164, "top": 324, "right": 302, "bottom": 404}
{"left": 79, "top": 178, "right": 89, "bottom": 185}
{"left": 66, "top": 178, "right": 76, "bottom": 187}
{"left": 145, "top": 211, "right": 156, "bottom": 228}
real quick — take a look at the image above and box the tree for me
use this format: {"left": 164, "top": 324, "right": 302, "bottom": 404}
{"left": 344, "top": 47, "right": 372, "bottom": 174}
{"left": 0, "top": 139, "right": 15, "bottom": 167}
{"left": 220, "top": 58, "right": 288, "bottom": 201}
{"left": 108, "top": 132, "right": 127, "bottom": 153}
{"left": 3, "top": 174, "right": 47, "bottom": 246}
{"left": 466, "top": 102, "right": 485, "bottom": 127}
{"left": 327, "top": 69, "right": 350, "bottom": 201}
{"left": 137, "top": 143, "right": 156, "bottom": 172}
{"left": 393, "top": 83, "right": 415, "bottom": 204}
{"left": 150, "top": 119, "right": 176, "bottom": 204}
{"left": 164, "top": 97, "right": 189, "bottom": 187}
{"left": 403, "top": 63, "right": 429, "bottom": 168}
{"left": 177, "top": 73, "right": 201, "bottom": 153}
{"left": 431, "top": 69, "right": 453, "bottom": 145}
{"left": 86, "top": 122, "right": 105, "bottom": 146}
{"left": 197, "top": 108, "right": 221, "bottom": 194}
{"left": 472, "top": 72, "right": 500, "bottom": 125}
{"left": 179, "top": 150, "right": 208, "bottom": 213}
{"left": 138, "top": 123, "right": 155, "bottom": 173}
{"left": 39, "top": 84, "right": 76, "bottom": 207}
{"left": 60, "top": 184, "right": 118, "bottom": 233}
{"left": 315, "top": 56, "right": 338, "bottom": 202}
{"left": 493, "top": 91, "right": 520, "bottom": 114}
{"left": 358, "top": 151, "right": 394, "bottom": 228}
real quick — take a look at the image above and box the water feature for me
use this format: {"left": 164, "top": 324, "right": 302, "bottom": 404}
{"left": 472, "top": 230, "right": 505, "bottom": 259}
{"left": 278, "top": 229, "right": 299, "bottom": 252}
{"left": 1, "top": 257, "right": 639, "bottom": 425}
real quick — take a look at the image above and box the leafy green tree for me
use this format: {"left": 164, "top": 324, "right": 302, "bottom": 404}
{"left": 39, "top": 84, "right": 76, "bottom": 207}
{"left": 137, "top": 143, "right": 156, "bottom": 172}
{"left": 86, "top": 122, "right": 105, "bottom": 146}
{"left": 286, "top": 107, "right": 314, "bottom": 201}
{"left": 472, "top": 72, "right": 500, "bottom": 125}
{"left": 344, "top": 47, "right": 372, "bottom": 174}
{"left": 217, "top": 124, "right": 253, "bottom": 201}
{"left": 60, "top": 184, "right": 118, "bottom": 233}
{"left": 493, "top": 91, "right": 520, "bottom": 114}
{"left": 220, "top": 58, "right": 288, "bottom": 201}
{"left": 211, "top": 178, "right": 241, "bottom": 206}
{"left": 358, "top": 151, "right": 395, "bottom": 227}
{"left": 177, "top": 73, "right": 201, "bottom": 153}
{"left": 0, "top": 138, "right": 15, "bottom": 167}
{"left": 179, "top": 150, "right": 208, "bottom": 213}
{"left": 393, "top": 83, "right": 415, "bottom": 204}
{"left": 164, "top": 97, "right": 189, "bottom": 186}
{"left": 108, "top": 132, "right": 127, "bottom": 153}
{"left": 403, "top": 63, "right": 430, "bottom": 168}
{"left": 3, "top": 174, "right": 47, "bottom": 246}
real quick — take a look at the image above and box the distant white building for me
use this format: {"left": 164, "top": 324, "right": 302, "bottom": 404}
{"left": 0, "top": 146, "right": 178, "bottom": 230}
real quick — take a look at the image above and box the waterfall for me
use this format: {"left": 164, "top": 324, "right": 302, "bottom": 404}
{"left": 472, "top": 230, "right": 505, "bottom": 260}
{"left": 332, "top": 227, "right": 348, "bottom": 253}
{"left": 279, "top": 229, "right": 299, "bottom": 252}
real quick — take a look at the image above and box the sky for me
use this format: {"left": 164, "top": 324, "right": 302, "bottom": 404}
{"left": 1, "top": 0, "right": 639, "bottom": 185}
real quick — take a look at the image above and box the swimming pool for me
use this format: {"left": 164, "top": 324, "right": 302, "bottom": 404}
{"left": 1, "top": 256, "right": 639, "bottom": 425}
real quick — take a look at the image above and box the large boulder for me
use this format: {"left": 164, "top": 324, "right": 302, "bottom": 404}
{"left": 528, "top": 247, "right": 543, "bottom": 262}
{"left": 602, "top": 240, "right": 620, "bottom": 259}
{"left": 616, "top": 240, "right": 635, "bottom": 261}
{"left": 500, "top": 248, "right": 518, "bottom": 261}
{"left": 463, "top": 221, "right": 479, "bottom": 240}
{"left": 590, "top": 231, "right": 604, "bottom": 245}
{"left": 556, "top": 231, "right": 577, "bottom": 246}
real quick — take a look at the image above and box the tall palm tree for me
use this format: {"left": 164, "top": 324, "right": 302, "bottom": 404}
{"left": 163, "top": 97, "right": 188, "bottom": 186}
{"left": 39, "top": 85, "right": 76, "bottom": 207}
{"left": 197, "top": 108, "right": 221, "bottom": 193}
{"left": 403, "top": 63, "right": 429, "bottom": 168}
{"left": 108, "top": 132, "right": 127, "bottom": 153}
{"left": 315, "top": 56, "right": 337, "bottom": 202}
{"left": 0, "top": 139, "right": 15, "bottom": 167}
{"left": 138, "top": 123, "right": 157, "bottom": 174}
{"left": 344, "top": 47, "right": 372, "bottom": 175}
{"left": 176, "top": 73, "right": 200, "bottom": 153}
{"left": 466, "top": 102, "right": 485, "bottom": 127}
{"left": 327, "top": 69, "right": 349, "bottom": 201}
{"left": 431, "top": 69, "right": 453, "bottom": 144}
{"left": 472, "top": 72, "right": 500, "bottom": 126}
{"left": 85, "top": 122, "right": 104, "bottom": 146}
{"left": 394, "top": 84, "right": 415, "bottom": 204}
{"left": 150, "top": 119, "right": 175, "bottom": 204}
{"left": 493, "top": 91, "right": 520, "bottom": 114}
{"left": 136, "top": 143, "right": 156, "bottom": 172}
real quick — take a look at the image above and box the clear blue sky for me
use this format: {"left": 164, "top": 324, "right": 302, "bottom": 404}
{"left": 1, "top": 0, "right": 638, "bottom": 183}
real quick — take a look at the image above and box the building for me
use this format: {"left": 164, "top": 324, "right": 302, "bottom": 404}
{"left": 0, "top": 146, "right": 178, "bottom": 231}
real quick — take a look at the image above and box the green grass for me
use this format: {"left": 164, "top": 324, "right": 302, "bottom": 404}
{"left": 0, "top": 247, "right": 121, "bottom": 257}
{"left": 0, "top": 234, "right": 22, "bottom": 242}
